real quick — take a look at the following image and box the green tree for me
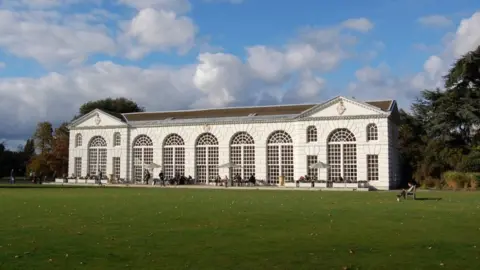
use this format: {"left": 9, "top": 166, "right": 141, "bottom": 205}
{"left": 445, "top": 45, "right": 480, "bottom": 89}
{"left": 33, "top": 122, "right": 53, "bottom": 154}
{"left": 74, "top": 97, "right": 144, "bottom": 120}
{"left": 23, "top": 139, "right": 35, "bottom": 157}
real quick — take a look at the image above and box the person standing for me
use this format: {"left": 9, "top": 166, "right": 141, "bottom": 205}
{"left": 10, "top": 169, "right": 15, "bottom": 184}
{"left": 98, "top": 171, "right": 103, "bottom": 185}
{"left": 159, "top": 171, "right": 165, "bottom": 186}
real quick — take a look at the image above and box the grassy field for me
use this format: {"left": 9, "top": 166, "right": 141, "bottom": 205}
{"left": 0, "top": 186, "right": 479, "bottom": 270}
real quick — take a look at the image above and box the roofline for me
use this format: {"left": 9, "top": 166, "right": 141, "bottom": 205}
{"left": 67, "top": 108, "right": 103, "bottom": 129}
{"left": 121, "top": 103, "right": 319, "bottom": 116}
{"left": 387, "top": 100, "right": 396, "bottom": 111}
{"left": 68, "top": 108, "right": 126, "bottom": 129}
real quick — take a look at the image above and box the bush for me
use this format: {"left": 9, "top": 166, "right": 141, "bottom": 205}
{"left": 466, "top": 173, "right": 480, "bottom": 190}
{"left": 443, "top": 171, "right": 480, "bottom": 190}
{"left": 420, "top": 177, "right": 442, "bottom": 189}
{"left": 443, "top": 171, "right": 468, "bottom": 190}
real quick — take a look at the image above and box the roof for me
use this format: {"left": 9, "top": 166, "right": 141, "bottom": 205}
{"left": 123, "top": 104, "right": 317, "bottom": 122}
{"left": 365, "top": 100, "right": 394, "bottom": 112}
{"left": 122, "top": 97, "right": 395, "bottom": 122}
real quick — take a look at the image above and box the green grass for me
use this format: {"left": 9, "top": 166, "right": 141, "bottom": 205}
{"left": 0, "top": 187, "right": 479, "bottom": 270}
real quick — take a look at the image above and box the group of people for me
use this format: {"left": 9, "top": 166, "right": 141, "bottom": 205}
{"left": 140, "top": 170, "right": 257, "bottom": 187}
{"left": 212, "top": 173, "right": 257, "bottom": 187}
{"left": 142, "top": 170, "right": 194, "bottom": 186}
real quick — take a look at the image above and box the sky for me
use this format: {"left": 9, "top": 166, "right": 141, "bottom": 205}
{"left": 0, "top": 0, "right": 479, "bottom": 149}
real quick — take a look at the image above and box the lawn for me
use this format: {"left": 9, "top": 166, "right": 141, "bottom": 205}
{"left": 0, "top": 186, "right": 479, "bottom": 270}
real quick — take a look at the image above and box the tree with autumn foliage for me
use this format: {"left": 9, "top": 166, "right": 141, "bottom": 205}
{"left": 25, "top": 98, "right": 144, "bottom": 179}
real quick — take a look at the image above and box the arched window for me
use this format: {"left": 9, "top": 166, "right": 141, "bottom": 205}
{"left": 75, "top": 133, "right": 82, "bottom": 147}
{"left": 307, "top": 125, "right": 317, "bottom": 142}
{"left": 88, "top": 136, "right": 107, "bottom": 176}
{"left": 367, "top": 123, "right": 378, "bottom": 141}
{"left": 327, "top": 128, "right": 357, "bottom": 182}
{"left": 230, "top": 132, "right": 255, "bottom": 179}
{"left": 195, "top": 133, "right": 219, "bottom": 184}
{"left": 132, "top": 135, "right": 153, "bottom": 182}
{"left": 163, "top": 134, "right": 185, "bottom": 179}
{"left": 113, "top": 132, "right": 121, "bottom": 146}
{"left": 267, "top": 131, "right": 294, "bottom": 184}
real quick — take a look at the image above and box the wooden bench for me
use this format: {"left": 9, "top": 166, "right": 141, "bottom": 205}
{"left": 406, "top": 185, "right": 416, "bottom": 200}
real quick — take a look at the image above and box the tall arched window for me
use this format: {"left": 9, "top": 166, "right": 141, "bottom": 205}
{"left": 307, "top": 126, "right": 317, "bottom": 142}
{"left": 88, "top": 136, "right": 107, "bottom": 176}
{"left": 132, "top": 135, "right": 153, "bottom": 182}
{"left": 230, "top": 132, "right": 255, "bottom": 179}
{"left": 327, "top": 128, "right": 357, "bottom": 182}
{"left": 195, "top": 133, "right": 219, "bottom": 183}
{"left": 267, "top": 131, "right": 294, "bottom": 184}
{"left": 367, "top": 123, "right": 378, "bottom": 141}
{"left": 75, "top": 133, "right": 82, "bottom": 147}
{"left": 163, "top": 134, "right": 185, "bottom": 179}
{"left": 113, "top": 132, "right": 121, "bottom": 146}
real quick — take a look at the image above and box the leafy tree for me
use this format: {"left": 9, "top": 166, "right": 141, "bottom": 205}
{"left": 399, "top": 45, "right": 480, "bottom": 184}
{"left": 445, "top": 45, "right": 480, "bottom": 89}
{"left": 49, "top": 122, "right": 70, "bottom": 176}
{"left": 33, "top": 122, "right": 53, "bottom": 154}
{"left": 23, "top": 139, "right": 35, "bottom": 158}
{"left": 74, "top": 97, "right": 144, "bottom": 120}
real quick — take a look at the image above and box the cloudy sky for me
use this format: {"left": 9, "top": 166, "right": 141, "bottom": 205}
{"left": 0, "top": 0, "right": 479, "bottom": 149}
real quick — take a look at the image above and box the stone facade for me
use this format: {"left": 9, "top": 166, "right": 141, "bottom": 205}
{"left": 68, "top": 96, "right": 400, "bottom": 190}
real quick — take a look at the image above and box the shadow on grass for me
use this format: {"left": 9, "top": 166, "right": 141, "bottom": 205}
{"left": 415, "top": 197, "right": 442, "bottom": 201}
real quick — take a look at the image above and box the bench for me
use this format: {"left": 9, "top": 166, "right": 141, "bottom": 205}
{"left": 406, "top": 185, "right": 416, "bottom": 200}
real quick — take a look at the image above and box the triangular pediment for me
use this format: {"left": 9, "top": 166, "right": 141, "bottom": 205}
{"left": 68, "top": 109, "right": 127, "bottom": 129}
{"left": 297, "top": 96, "right": 390, "bottom": 118}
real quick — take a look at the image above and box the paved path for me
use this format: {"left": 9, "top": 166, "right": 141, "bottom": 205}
{"left": 46, "top": 182, "right": 370, "bottom": 192}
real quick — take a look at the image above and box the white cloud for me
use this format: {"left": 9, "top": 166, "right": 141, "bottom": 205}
{"left": 121, "top": 8, "right": 196, "bottom": 59}
{"left": 0, "top": 61, "right": 198, "bottom": 138}
{"left": 117, "top": 0, "right": 191, "bottom": 14}
{"left": 203, "top": 0, "right": 244, "bottom": 4}
{"left": 341, "top": 18, "right": 374, "bottom": 33}
{"left": 0, "top": 9, "right": 116, "bottom": 66}
{"left": 348, "top": 11, "right": 480, "bottom": 109}
{"left": 355, "top": 65, "right": 383, "bottom": 83}
{"left": 413, "top": 11, "right": 480, "bottom": 90}
{"left": 193, "top": 53, "right": 250, "bottom": 108}
{"left": 246, "top": 20, "right": 371, "bottom": 83}
{"left": 418, "top": 15, "right": 452, "bottom": 28}
{"left": 0, "top": 1, "right": 377, "bottom": 141}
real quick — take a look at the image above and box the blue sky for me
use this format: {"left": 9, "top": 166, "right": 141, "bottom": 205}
{"left": 0, "top": 0, "right": 479, "bottom": 148}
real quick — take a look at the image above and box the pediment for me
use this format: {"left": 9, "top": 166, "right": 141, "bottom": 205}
{"left": 298, "top": 97, "right": 389, "bottom": 118}
{"left": 69, "top": 109, "right": 126, "bottom": 129}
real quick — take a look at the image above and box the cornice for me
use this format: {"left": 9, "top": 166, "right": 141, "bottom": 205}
{"left": 70, "top": 125, "right": 129, "bottom": 131}
{"left": 296, "top": 96, "right": 389, "bottom": 119}
{"left": 124, "top": 114, "right": 389, "bottom": 129}
{"left": 71, "top": 114, "right": 390, "bottom": 130}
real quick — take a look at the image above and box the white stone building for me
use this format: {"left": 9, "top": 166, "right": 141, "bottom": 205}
{"left": 67, "top": 96, "right": 401, "bottom": 190}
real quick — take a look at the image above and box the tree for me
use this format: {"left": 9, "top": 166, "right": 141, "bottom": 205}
{"left": 23, "top": 139, "right": 35, "bottom": 158}
{"left": 33, "top": 122, "right": 53, "bottom": 154}
{"left": 445, "top": 45, "right": 480, "bottom": 89}
{"left": 49, "top": 122, "right": 70, "bottom": 176}
{"left": 74, "top": 97, "right": 144, "bottom": 120}
{"left": 398, "top": 45, "right": 480, "bottom": 185}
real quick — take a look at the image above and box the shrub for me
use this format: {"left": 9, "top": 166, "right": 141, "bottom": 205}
{"left": 421, "top": 177, "right": 442, "bottom": 189}
{"left": 466, "top": 173, "right": 480, "bottom": 190}
{"left": 443, "top": 171, "right": 469, "bottom": 190}
{"left": 443, "top": 171, "right": 480, "bottom": 190}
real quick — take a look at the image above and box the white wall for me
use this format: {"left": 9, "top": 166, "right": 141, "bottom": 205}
{"left": 68, "top": 127, "right": 129, "bottom": 179}
{"left": 69, "top": 116, "right": 393, "bottom": 189}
